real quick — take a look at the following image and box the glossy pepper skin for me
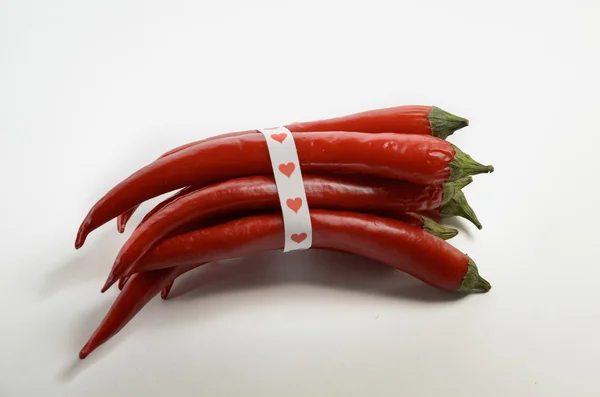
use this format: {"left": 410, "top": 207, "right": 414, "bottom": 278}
{"left": 105, "top": 174, "right": 463, "bottom": 289}
{"left": 115, "top": 211, "right": 457, "bottom": 292}
{"left": 156, "top": 211, "right": 455, "bottom": 299}
{"left": 75, "top": 132, "right": 463, "bottom": 248}
{"left": 81, "top": 210, "right": 488, "bottom": 360}
{"left": 126, "top": 210, "right": 486, "bottom": 292}
{"left": 119, "top": 207, "right": 446, "bottom": 290}
{"left": 115, "top": 204, "right": 458, "bottom": 292}
{"left": 116, "top": 208, "right": 277, "bottom": 291}
{"left": 158, "top": 105, "right": 466, "bottom": 159}
{"left": 114, "top": 105, "right": 466, "bottom": 231}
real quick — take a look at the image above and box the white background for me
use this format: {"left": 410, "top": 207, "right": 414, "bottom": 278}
{"left": 1, "top": 0, "right": 599, "bottom": 396}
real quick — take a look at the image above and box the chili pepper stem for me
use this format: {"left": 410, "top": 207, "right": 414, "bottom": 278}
{"left": 442, "top": 176, "right": 472, "bottom": 205}
{"left": 449, "top": 144, "right": 494, "bottom": 181}
{"left": 429, "top": 107, "right": 469, "bottom": 139}
{"left": 458, "top": 259, "right": 491, "bottom": 292}
{"left": 440, "top": 190, "right": 482, "bottom": 229}
{"left": 421, "top": 216, "right": 458, "bottom": 240}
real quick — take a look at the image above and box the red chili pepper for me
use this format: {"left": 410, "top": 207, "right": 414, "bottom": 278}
{"left": 161, "top": 105, "right": 468, "bottom": 157}
{"left": 125, "top": 210, "right": 490, "bottom": 292}
{"left": 119, "top": 185, "right": 477, "bottom": 245}
{"left": 104, "top": 174, "right": 471, "bottom": 290}
{"left": 116, "top": 208, "right": 459, "bottom": 293}
{"left": 117, "top": 209, "right": 455, "bottom": 294}
{"left": 80, "top": 210, "right": 489, "bottom": 359}
{"left": 155, "top": 211, "right": 455, "bottom": 299}
{"left": 75, "top": 132, "right": 492, "bottom": 249}
{"left": 115, "top": 192, "right": 463, "bottom": 292}
{"left": 117, "top": 180, "right": 480, "bottom": 235}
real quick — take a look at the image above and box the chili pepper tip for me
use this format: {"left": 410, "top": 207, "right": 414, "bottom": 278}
{"left": 74, "top": 233, "right": 85, "bottom": 250}
{"left": 101, "top": 275, "right": 118, "bottom": 293}
{"left": 79, "top": 338, "right": 95, "bottom": 359}
{"left": 429, "top": 106, "right": 469, "bottom": 140}
{"left": 117, "top": 207, "right": 139, "bottom": 233}
{"left": 117, "top": 276, "right": 129, "bottom": 291}
{"left": 161, "top": 281, "right": 174, "bottom": 300}
{"left": 75, "top": 220, "right": 90, "bottom": 249}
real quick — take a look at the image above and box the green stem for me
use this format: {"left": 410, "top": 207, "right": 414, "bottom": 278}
{"left": 429, "top": 106, "right": 469, "bottom": 139}
{"left": 421, "top": 215, "right": 458, "bottom": 240}
{"left": 458, "top": 258, "right": 491, "bottom": 292}
{"left": 442, "top": 176, "right": 473, "bottom": 205}
{"left": 449, "top": 144, "right": 494, "bottom": 181}
{"left": 440, "top": 190, "right": 482, "bottom": 230}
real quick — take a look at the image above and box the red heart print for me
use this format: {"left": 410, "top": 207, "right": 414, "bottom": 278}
{"left": 278, "top": 162, "right": 295, "bottom": 178}
{"left": 286, "top": 197, "right": 303, "bottom": 213}
{"left": 291, "top": 233, "right": 307, "bottom": 244}
{"left": 270, "top": 133, "right": 287, "bottom": 143}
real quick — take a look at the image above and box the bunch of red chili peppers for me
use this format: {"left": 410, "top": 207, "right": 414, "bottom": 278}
{"left": 74, "top": 105, "right": 494, "bottom": 359}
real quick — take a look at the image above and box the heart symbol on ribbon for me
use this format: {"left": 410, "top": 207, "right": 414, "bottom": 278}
{"left": 286, "top": 197, "right": 303, "bottom": 213}
{"left": 291, "top": 233, "right": 307, "bottom": 244}
{"left": 278, "top": 162, "right": 296, "bottom": 178}
{"left": 270, "top": 133, "right": 287, "bottom": 143}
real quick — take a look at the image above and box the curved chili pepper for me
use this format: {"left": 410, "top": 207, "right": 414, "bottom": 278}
{"left": 114, "top": 105, "right": 467, "bottom": 232}
{"left": 159, "top": 105, "right": 468, "bottom": 158}
{"left": 80, "top": 210, "right": 488, "bottom": 359}
{"left": 119, "top": 182, "right": 477, "bottom": 238}
{"left": 119, "top": 211, "right": 458, "bottom": 299}
{"left": 115, "top": 205, "right": 460, "bottom": 293}
{"left": 75, "top": 132, "right": 492, "bottom": 249}
{"left": 116, "top": 196, "right": 462, "bottom": 293}
{"left": 156, "top": 211, "right": 454, "bottom": 300}
{"left": 125, "top": 210, "right": 490, "bottom": 293}
{"left": 104, "top": 174, "right": 472, "bottom": 290}
{"left": 93, "top": 211, "right": 456, "bottom": 353}
{"left": 116, "top": 207, "right": 458, "bottom": 293}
